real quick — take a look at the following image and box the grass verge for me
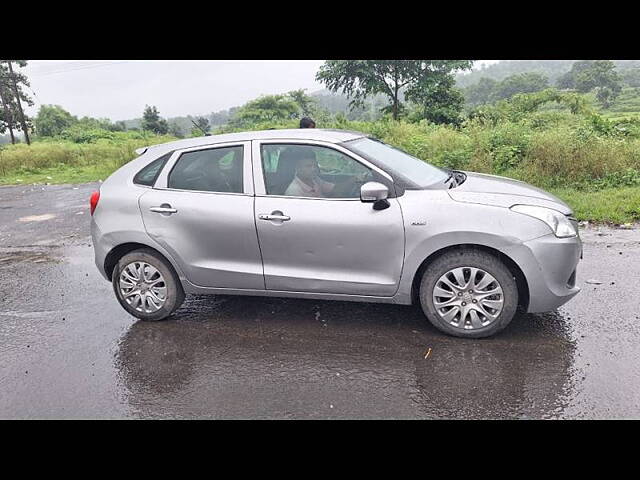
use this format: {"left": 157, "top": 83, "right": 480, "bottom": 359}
{"left": 548, "top": 186, "right": 640, "bottom": 224}
{"left": 0, "top": 163, "right": 116, "bottom": 186}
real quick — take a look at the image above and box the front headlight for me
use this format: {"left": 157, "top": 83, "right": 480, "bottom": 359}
{"left": 510, "top": 205, "right": 577, "bottom": 238}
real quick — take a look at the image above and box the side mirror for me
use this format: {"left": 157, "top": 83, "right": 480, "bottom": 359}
{"left": 360, "top": 182, "right": 390, "bottom": 210}
{"left": 360, "top": 182, "right": 388, "bottom": 202}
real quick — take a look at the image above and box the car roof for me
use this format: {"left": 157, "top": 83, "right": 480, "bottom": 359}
{"left": 136, "top": 128, "right": 368, "bottom": 156}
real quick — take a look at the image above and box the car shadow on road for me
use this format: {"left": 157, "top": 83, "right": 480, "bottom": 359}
{"left": 115, "top": 294, "right": 578, "bottom": 419}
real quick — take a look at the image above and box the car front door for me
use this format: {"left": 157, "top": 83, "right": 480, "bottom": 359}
{"left": 252, "top": 140, "right": 405, "bottom": 297}
{"left": 138, "top": 141, "right": 264, "bottom": 289}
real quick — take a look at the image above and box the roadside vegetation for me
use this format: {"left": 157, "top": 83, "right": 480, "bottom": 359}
{"left": 1, "top": 60, "right": 640, "bottom": 224}
{"left": 0, "top": 132, "right": 175, "bottom": 185}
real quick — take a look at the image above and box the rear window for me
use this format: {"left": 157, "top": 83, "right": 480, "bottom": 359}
{"left": 133, "top": 152, "right": 172, "bottom": 186}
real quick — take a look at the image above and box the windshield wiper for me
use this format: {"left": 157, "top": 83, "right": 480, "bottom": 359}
{"left": 454, "top": 171, "right": 467, "bottom": 186}
{"left": 443, "top": 170, "right": 454, "bottom": 184}
{"left": 443, "top": 169, "right": 457, "bottom": 188}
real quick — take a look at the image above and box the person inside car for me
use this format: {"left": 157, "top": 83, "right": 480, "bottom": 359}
{"left": 285, "top": 156, "right": 334, "bottom": 197}
{"left": 285, "top": 154, "right": 371, "bottom": 198}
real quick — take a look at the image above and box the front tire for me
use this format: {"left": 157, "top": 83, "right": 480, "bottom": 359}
{"left": 112, "top": 248, "right": 185, "bottom": 321}
{"left": 419, "top": 248, "right": 518, "bottom": 338}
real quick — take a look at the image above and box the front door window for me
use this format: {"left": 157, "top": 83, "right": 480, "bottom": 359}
{"left": 261, "top": 144, "right": 377, "bottom": 198}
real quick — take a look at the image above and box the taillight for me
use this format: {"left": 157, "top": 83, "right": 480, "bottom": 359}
{"left": 90, "top": 190, "right": 100, "bottom": 216}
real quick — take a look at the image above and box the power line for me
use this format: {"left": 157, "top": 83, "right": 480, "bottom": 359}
{"left": 32, "top": 60, "right": 102, "bottom": 71}
{"left": 29, "top": 61, "right": 108, "bottom": 76}
{"left": 32, "top": 61, "right": 130, "bottom": 77}
{"left": 30, "top": 61, "right": 130, "bottom": 77}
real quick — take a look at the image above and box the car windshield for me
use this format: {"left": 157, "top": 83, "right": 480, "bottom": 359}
{"left": 343, "top": 137, "right": 449, "bottom": 188}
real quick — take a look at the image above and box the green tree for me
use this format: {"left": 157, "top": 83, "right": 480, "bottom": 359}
{"left": 287, "top": 89, "right": 317, "bottom": 116}
{"left": 316, "top": 60, "right": 473, "bottom": 120}
{"left": 34, "top": 105, "right": 77, "bottom": 137}
{"left": 464, "top": 77, "right": 498, "bottom": 107}
{"left": 557, "top": 60, "right": 622, "bottom": 107}
{"left": 76, "top": 116, "right": 118, "bottom": 131}
{"left": 464, "top": 73, "right": 549, "bottom": 108}
{"left": 228, "top": 94, "right": 300, "bottom": 128}
{"left": 0, "top": 60, "right": 34, "bottom": 144}
{"left": 491, "top": 73, "right": 549, "bottom": 101}
{"left": 409, "top": 76, "right": 466, "bottom": 125}
{"left": 0, "top": 83, "right": 16, "bottom": 142}
{"left": 141, "top": 105, "right": 168, "bottom": 134}
{"left": 113, "top": 120, "right": 127, "bottom": 132}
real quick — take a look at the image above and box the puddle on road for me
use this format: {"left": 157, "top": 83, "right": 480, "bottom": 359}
{"left": 0, "top": 309, "right": 64, "bottom": 319}
{"left": 18, "top": 213, "right": 57, "bottom": 223}
{"left": 0, "top": 250, "right": 60, "bottom": 266}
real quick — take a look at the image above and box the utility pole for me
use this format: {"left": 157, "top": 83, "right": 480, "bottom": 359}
{"left": 0, "top": 84, "right": 16, "bottom": 144}
{"left": 6, "top": 61, "right": 30, "bottom": 145}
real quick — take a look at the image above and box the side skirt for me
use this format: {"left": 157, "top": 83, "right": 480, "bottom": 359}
{"left": 182, "top": 281, "right": 413, "bottom": 305}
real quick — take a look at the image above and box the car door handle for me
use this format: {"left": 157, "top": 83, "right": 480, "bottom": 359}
{"left": 150, "top": 205, "right": 178, "bottom": 214}
{"left": 259, "top": 213, "right": 290, "bottom": 221}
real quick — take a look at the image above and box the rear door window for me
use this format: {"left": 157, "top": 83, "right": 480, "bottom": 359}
{"left": 168, "top": 146, "right": 244, "bottom": 193}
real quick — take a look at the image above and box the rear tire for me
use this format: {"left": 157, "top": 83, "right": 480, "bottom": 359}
{"left": 112, "top": 248, "right": 185, "bottom": 321}
{"left": 419, "top": 248, "right": 518, "bottom": 338}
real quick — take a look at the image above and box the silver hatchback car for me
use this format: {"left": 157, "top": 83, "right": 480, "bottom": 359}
{"left": 91, "top": 129, "right": 582, "bottom": 338}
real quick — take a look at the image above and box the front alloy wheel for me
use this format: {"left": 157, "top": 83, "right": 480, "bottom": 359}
{"left": 419, "top": 249, "right": 518, "bottom": 338}
{"left": 432, "top": 267, "right": 504, "bottom": 330}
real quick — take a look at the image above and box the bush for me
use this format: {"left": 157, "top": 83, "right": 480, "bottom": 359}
{"left": 0, "top": 134, "right": 178, "bottom": 178}
{"left": 59, "top": 126, "right": 116, "bottom": 143}
{"left": 486, "top": 123, "right": 531, "bottom": 172}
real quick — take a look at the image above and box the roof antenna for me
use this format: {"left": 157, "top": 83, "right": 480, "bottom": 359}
{"left": 190, "top": 118, "right": 211, "bottom": 136}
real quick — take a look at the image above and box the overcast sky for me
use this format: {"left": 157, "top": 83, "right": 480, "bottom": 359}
{"left": 20, "top": 60, "right": 499, "bottom": 121}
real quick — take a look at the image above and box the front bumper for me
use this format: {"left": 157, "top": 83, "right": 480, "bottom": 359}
{"left": 505, "top": 232, "right": 582, "bottom": 313}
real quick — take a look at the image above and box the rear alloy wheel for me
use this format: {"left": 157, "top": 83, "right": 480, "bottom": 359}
{"left": 113, "top": 249, "right": 185, "bottom": 321}
{"left": 118, "top": 261, "right": 168, "bottom": 314}
{"left": 419, "top": 249, "right": 518, "bottom": 338}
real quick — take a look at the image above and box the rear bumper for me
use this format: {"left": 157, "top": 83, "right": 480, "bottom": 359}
{"left": 91, "top": 219, "right": 110, "bottom": 280}
{"left": 505, "top": 233, "right": 582, "bottom": 313}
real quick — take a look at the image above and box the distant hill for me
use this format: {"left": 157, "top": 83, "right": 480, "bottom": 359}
{"left": 456, "top": 60, "right": 640, "bottom": 88}
{"left": 456, "top": 61, "right": 574, "bottom": 88}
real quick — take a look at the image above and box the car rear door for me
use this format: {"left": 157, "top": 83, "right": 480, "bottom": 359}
{"left": 252, "top": 139, "right": 405, "bottom": 296}
{"left": 138, "top": 141, "right": 265, "bottom": 289}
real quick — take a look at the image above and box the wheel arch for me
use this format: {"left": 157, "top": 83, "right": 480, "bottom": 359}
{"left": 104, "top": 242, "right": 182, "bottom": 282}
{"left": 410, "top": 243, "right": 530, "bottom": 312}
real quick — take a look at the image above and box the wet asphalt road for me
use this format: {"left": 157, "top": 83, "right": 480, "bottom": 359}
{"left": 1, "top": 183, "right": 639, "bottom": 419}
